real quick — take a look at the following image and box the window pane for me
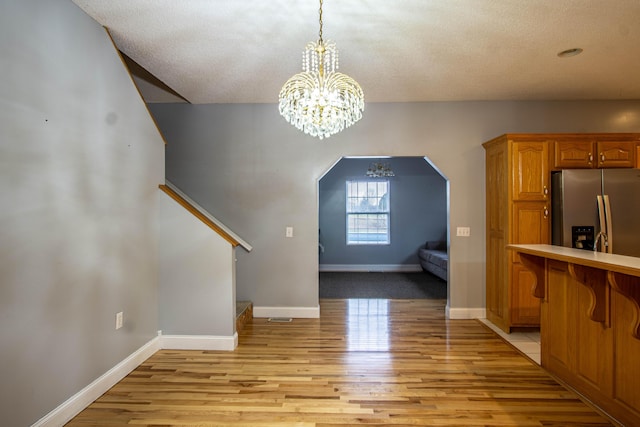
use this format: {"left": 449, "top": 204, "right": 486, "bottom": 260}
{"left": 346, "top": 179, "right": 390, "bottom": 245}
{"left": 347, "top": 213, "right": 389, "bottom": 245}
{"left": 346, "top": 180, "right": 389, "bottom": 213}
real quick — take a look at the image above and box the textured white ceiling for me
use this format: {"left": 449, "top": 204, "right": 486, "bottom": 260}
{"left": 72, "top": 0, "right": 640, "bottom": 104}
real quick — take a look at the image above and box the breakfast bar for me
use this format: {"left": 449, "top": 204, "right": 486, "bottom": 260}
{"left": 508, "top": 244, "right": 640, "bottom": 426}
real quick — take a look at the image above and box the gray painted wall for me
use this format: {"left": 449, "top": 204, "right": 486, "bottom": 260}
{"left": 0, "top": 1, "right": 164, "bottom": 425}
{"left": 319, "top": 157, "right": 446, "bottom": 266}
{"left": 21, "top": 2, "right": 640, "bottom": 424}
{"left": 150, "top": 100, "right": 640, "bottom": 314}
{"left": 159, "top": 192, "right": 235, "bottom": 336}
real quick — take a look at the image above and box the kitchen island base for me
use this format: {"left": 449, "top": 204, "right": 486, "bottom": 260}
{"left": 510, "top": 245, "right": 640, "bottom": 427}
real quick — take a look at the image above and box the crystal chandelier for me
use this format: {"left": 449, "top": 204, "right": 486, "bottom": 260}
{"left": 366, "top": 162, "right": 395, "bottom": 178}
{"left": 278, "top": 0, "right": 364, "bottom": 140}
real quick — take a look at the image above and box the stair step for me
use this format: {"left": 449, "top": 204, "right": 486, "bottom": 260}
{"left": 236, "top": 301, "right": 253, "bottom": 333}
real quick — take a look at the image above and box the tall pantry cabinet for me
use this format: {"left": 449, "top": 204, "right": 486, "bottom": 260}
{"left": 483, "top": 133, "right": 640, "bottom": 333}
{"left": 484, "top": 135, "right": 549, "bottom": 332}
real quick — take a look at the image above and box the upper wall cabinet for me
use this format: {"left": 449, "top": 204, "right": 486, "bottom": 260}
{"left": 553, "top": 136, "right": 639, "bottom": 169}
{"left": 596, "top": 140, "right": 635, "bottom": 168}
{"left": 553, "top": 140, "right": 594, "bottom": 168}
{"left": 512, "top": 140, "right": 550, "bottom": 201}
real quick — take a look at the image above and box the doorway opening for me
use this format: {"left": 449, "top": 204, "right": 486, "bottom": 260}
{"left": 318, "top": 156, "right": 449, "bottom": 300}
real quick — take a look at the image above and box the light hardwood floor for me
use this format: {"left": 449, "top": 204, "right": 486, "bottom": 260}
{"left": 67, "top": 299, "right": 613, "bottom": 426}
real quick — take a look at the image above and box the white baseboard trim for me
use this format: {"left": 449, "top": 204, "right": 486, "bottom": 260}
{"left": 319, "top": 264, "right": 422, "bottom": 272}
{"left": 33, "top": 331, "right": 239, "bottom": 426}
{"left": 160, "top": 333, "right": 238, "bottom": 351}
{"left": 32, "top": 335, "right": 161, "bottom": 427}
{"left": 253, "top": 305, "right": 320, "bottom": 319}
{"left": 446, "top": 306, "right": 486, "bottom": 320}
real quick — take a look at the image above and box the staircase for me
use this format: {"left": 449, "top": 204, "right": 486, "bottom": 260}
{"left": 236, "top": 301, "right": 253, "bottom": 332}
{"left": 159, "top": 181, "right": 253, "bottom": 348}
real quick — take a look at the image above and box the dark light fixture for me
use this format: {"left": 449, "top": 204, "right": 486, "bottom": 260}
{"left": 366, "top": 162, "right": 394, "bottom": 178}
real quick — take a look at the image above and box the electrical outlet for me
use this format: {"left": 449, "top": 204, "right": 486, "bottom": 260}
{"left": 456, "top": 227, "right": 471, "bottom": 237}
{"left": 285, "top": 226, "right": 294, "bottom": 238}
{"left": 115, "top": 312, "right": 123, "bottom": 330}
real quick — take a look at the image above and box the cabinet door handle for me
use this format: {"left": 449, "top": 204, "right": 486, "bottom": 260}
{"left": 544, "top": 207, "right": 549, "bottom": 218}
{"left": 543, "top": 186, "right": 548, "bottom": 196}
{"left": 588, "top": 153, "right": 593, "bottom": 163}
{"left": 600, "top": 152, "right": 605, "bottom": 162}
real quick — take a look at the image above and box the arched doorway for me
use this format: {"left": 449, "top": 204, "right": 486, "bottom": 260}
{"left": 317, "top": 156, "right": 449, "bottom": 299}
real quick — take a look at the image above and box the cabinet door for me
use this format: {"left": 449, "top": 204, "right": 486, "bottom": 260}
{"left": 512, "top": 141, "right": 550, "bottom": 200}
{"left": 511, "top": 200, "right": 550, "bottom": 268}
{"left": 509, "top": 201, "right": 549, "bottom": 326}
{"left": 544, "top": 260, "right": 576, "bottom": 372}
{"left": 554, "top": 141, "right": 595, "bottom": 169}
{"left": 596, "top": 141, "right": 636, "bottom": 168}
{"left": 575, "top": 280, "right": 613, "bottom": 396}
{"left": 510, "top": 263, "right": 541, "bottom": 326}
{"left": 512, "top": 201, "right": 550, "bottom": 245}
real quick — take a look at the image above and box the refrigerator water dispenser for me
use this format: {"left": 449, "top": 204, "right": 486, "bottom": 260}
{"left": 571, "top": 226, "right": 594, "bottom": 251}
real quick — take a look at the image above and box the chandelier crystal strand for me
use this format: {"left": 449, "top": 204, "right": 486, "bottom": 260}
{"left": 278, "top": 0, "right": 364, "bottom": 140}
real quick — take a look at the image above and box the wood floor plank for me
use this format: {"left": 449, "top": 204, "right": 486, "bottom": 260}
{"left": 66, "top": 299, "right": 613, "bottom": 426}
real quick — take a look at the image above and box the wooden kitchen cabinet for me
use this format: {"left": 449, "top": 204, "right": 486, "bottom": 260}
{"left": 553, "top": 136, "right": 639, "bottom": 169}
{"left": 513, "top": 247, "right": 640, "bottom": 426}
{"left": 543, "top": 260, "right": 576, "bottom": 372}
{"left": 510, "top": 262, "right": 541, "bottom": 325}
{"left": 485, "top": 133, "right": 640, "bottom": 333}
{"left": 511, "top": 141, "right": 550, "bottom": 200}
{"left": 553, "top": 140, "right": 595, "bottom": 168}
{"left": 510, "top": 201, "right": 549, "bottom": 325}
{"left": 543, "top": 260, "right": 614, "bottom": 397}
{"left": 512, "top": 201, "right": 549, "bottom": 244}
{"left": 484, "top": 135, "right": 550, "bottom": 332}
{"left": 597, "top": 140, "right": 636, "bottom": 168}
{"left": 485, "top": 139, "right": 508, "bottom": 327}
{"left": 511, "top": 200, "right": 550, "bottom": 264}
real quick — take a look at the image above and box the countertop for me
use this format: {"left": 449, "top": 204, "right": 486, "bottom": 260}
{"left": 507, "top": 244, "right": 640, "bottom": 277}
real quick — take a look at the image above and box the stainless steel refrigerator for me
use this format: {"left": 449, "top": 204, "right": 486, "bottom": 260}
{"left": 551, "top": 169, "right": 640, "bottom": 257}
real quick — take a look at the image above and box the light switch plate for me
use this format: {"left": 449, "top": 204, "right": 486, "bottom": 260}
{"left": 456, "top": 227, "right": 471, "bottom": 237}
{"left": 115, "top": 312, "right": 123, "bottom": 330}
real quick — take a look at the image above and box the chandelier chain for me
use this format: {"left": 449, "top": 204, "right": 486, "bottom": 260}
{"left": 318, "top": 0, "right": 323, "bottom": 42}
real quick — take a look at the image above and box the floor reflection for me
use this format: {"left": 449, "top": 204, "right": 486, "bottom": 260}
{"left": 347, "top": 299, "right": 390, "bottom": 352}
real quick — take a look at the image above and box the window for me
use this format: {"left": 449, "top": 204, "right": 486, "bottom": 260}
{"left": 346, "top": 180, "right": 390, "bottom": 245}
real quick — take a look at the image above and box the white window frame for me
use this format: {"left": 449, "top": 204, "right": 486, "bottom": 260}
{"left": 346, "top": 180, "right": 390, "bottom": 245}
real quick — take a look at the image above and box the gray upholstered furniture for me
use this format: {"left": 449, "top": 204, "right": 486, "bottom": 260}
{"left": 418, "top": 241, "right": 447, "bottom": 281}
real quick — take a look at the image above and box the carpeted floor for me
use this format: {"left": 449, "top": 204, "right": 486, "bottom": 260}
{"left": 319, "top": 271, "right": 447, "bottom": 299}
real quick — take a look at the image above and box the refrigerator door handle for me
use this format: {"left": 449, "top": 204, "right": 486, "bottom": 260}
{"left": 603, "top": 194, "right": 613, "bottom": 254}
{"left": 596, "top": 195, "right": 607, "bottom": 252}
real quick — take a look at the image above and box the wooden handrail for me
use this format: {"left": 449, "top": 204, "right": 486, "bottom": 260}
{"left": 159, "top": 184, "right": 243, "bottom": 248}
{"left": 105, "top": 27, "right": 171, "bottom": 146}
